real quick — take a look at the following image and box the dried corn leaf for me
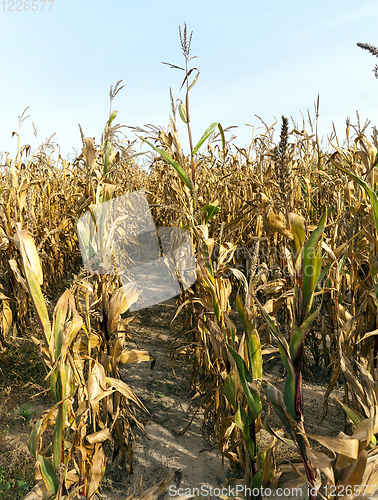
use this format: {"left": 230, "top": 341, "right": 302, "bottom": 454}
{"left": 119, "top": 349, "right": 154, "bottom": 365}
{"left": 306, "top": 433, "right": 359, "bottom": 459}
{"left": 107, "top": 283, "right": 139, "bottom": 333}
{"left": 106, "top": 376, "right": 148, "bottom": 411}
{"left": 86, "top": 428, "right": 111, "bottom": 444}
{"left": 13, "top": 226, "right": 43, "bottom": 285}
{"left": 306, "top": 448, "right": 335, "bottom": 484}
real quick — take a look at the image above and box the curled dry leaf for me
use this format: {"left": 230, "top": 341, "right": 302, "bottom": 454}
{"left": 119, "top": 349, "right": 154, "bottom": 365}
{"left": 86, "top": 427, "right": 111, "bottom": 444}
{"left": 264, "top": 206, "right": 293, "bottom": 240}
{"left": 107, "top": 282, "right": 140, "bottom": 333}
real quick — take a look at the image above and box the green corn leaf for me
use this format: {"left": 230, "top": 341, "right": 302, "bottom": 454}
{"left": 335, "top": 397, "right": 363, "bottom": 426}
{"left": 108, "top": 110, "right": 118, "bottom": 127}
{"left": 283, "top": 373, "right": 296, "bottom": 420}
{"left": 192, "top": 122, "right": 223, "bottom": 155}
{"left": 226, "top": 344, "right": 262, "bottom": 418}
{"left": 236, "top": 296, "right": 262, "bottom": 379}
{"left": 230, "top": 322, "right": 236, "bottom": 349}
{"left": 39, "top": 455, "right": 58, "bottom": 494}
{"left": 53, "top": 402, "right": 64, "bottom": 470}
{"left": 302, "top": 211, "right": 326, "bottom": 319}
{"left": 28, "top": 418, "right": 43, "bottom": 460}
{"left": 263, "top": 412, "right": 297, "bottom": 450}
{"left": 211, "top": 289, "right": 221, "bottom": 322}
{"left": 104, "top": 141, "right": 112, "bottom": 175}
{"left": 218, "top": 123, "right": 226, "bottom": 155}
{"left": 338, "top": 248, "right": 348, "bottom": 274}
{"left": 317, "top": 263, "right": 331, "bottom": 288}
{"left": 198, "top": 202, "right": 220, "bottom": 224}
{"left": 50, "top": 366, "right": 59, "bottom": 401}
{"left": 245, "top": 435, "right": 256, "bottom": 459}
{"left": 235, "top": 405, "right": 252, "bottom": 436}
{"left": 334, "top": 398, "right": 376, "bottom": 445}
{"left": 251, "top": 469, "right": 264, "bottom": 490}
{"left": 254, "top": 295, "right": 295, "bottom": 379}
{"left": 235, "top": 406, "right": 255, "bottom": 457}
{"left": 140, "top": 137, "right": 193, "bottom": 191}
{"left": 201, "top": 241, "right": 214, "bottom": 280}
{"left": 256, "top": 441, "right": 276, "bottom": 487}
{"left": 178, "top": 101, "right": 188, "bottom": 123}
{"left": 224, "top": 372, "right": 237, "bottom": 410}
{"left": 266, "top": 383, "right": 297, "bottom": 442}
{"left": 289, "top": 213, "right": 306, "bottom": 260}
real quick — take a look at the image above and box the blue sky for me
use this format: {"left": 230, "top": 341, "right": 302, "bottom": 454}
{"left": 1, "top": 0, "right": 378, "bottom": 163}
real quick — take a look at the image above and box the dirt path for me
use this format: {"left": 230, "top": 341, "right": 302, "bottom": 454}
{"left": 102, "top": 297, "right": 233, "bottom": 500}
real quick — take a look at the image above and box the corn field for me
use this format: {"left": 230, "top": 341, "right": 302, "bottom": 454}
{"left": 1, "top": 25, "right": 378, "bottom": 500}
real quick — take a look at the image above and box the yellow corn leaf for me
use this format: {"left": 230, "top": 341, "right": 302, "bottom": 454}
{"left": 358, "top": 328, "right": 378, "bottom": 343}
{"left": 86, "top": 443, "right": 105, "bottom": 499}
{"left": 119, "top": 349, "right": 154, "bottom": 364}
{"left": 256, "top": 279, "right": 286, "bottom": 295}
{"left": 107, "top": 283, "right": 139, "bottom": 333}
{"left": 361, "top": 448, "right": 378, "bottom": 486}
{"left": 82, "top": 137, "right": 97, "bottom": 171}
{"left": 52, "top": 289, "right": 83, "bottom": 361}
{"left": 106, "top": 376, "right": 148, "bottom": 411}
{"left": 322, "top": 240, "right": 336, "bottom": 261}
{"left": 265, "top": 207, "right": 293, "bottom": 240}
{"left": 1, "top": 300, "right": 12, "bottom": 338}
{"left": 17, "top": 248, "right": 52, "bottom": 345}
{"left": 87, "top": 360, "right": 107, "bottom": 401}
{"left": 18, "top": 180, "right": 28, "bottom": 214}
{"left": 0, "top": 227, "right": 9, "bottom": 251}
{"left": 289, "top": 212, "right": 306, "bottom": 254}
{"left": 133, "top": 472, "right": 175, "bottom": 500}
{"left": 63, "top": 469, "right": 79, "bottom": 490}
{"left": 13, "top": 226, "right": 43, "bottom": 285}
{"left": 218, "top": 416, "right": 236, "bottom": 453}
{"left": 352, "top": 408, "right": 378, "bottom": 446}
{"left": 76, "top": 332, "right": 102, "bottom": 355}
{"left": 109, "top": 335, "right": 123, "bottom": 360}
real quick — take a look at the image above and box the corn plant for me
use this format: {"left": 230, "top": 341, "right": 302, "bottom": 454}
{"left": 250, "top": 212, "right": 326, "bottom": 497}
{"left": 14, "top": 202, "right": 152, "bottom": 499}
{"left": 224, "top": 296, "right": 276, "bottom": 498}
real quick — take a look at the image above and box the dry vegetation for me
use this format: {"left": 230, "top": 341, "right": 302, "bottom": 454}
{"left": 1, "top": 25, "right": 378, "bottom": 500}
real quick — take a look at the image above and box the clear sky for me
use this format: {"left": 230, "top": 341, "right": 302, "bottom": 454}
{"left": 1, "top": 0, "right": 378, "bottom": 163}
